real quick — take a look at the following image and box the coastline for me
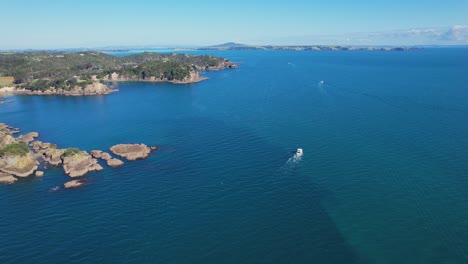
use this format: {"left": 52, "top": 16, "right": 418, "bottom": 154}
{"left": 0, "top": 75, "right": 211, "bottom": 97}
{"left": 0, "top": 51, "right": 238, "bottom": 97}
{"left": 104, "top": 76, "right": 209, "bottom": 85}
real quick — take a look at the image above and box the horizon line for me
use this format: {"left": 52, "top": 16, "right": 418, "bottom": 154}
{"left": 2, "top": 43, "right": 468, "bottom": 52}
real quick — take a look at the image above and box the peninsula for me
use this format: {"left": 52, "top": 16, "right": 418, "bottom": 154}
{"left": 0, "top": 52, "right": 238, "bottom": 96}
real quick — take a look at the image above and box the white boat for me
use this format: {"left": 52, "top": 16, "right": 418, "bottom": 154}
{"left": 295, "top": 148, "right": 303, "bottom": 157}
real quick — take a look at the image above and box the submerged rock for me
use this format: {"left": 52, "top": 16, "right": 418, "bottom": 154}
{"left": 35, "top": 171, "right": 44, "bottom": 177}
{"left": 62, "top": 151, "right": 103, "bottom": 177}
{"left": 107, "top": 158, "right": 124, "bottom": 167}
{"left": 110, "top": 144, "right": 154, "bottom": 161}
{"left": 0, "top": 172, "right": 18, "bottom": 184}
{"left": 64, "top": 180, "right": 85, "bottom": 189}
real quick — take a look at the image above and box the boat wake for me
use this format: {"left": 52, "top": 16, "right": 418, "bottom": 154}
{"left": 317, "top": 80, "right": 328, "bottom": 96}
{"left": 49, "top": 186, "right": 60, "bottom": 192}
{"left": 280, "top": 151, "right": 303, "bottom": 175}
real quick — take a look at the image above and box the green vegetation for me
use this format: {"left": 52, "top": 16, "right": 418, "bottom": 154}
{"left": 119, "top": 60, "right": 191, "bottom": 81}
{"left": 0, "top": 142, "right": 29, "bottom": 157}
{"left": 0, "top": 52, "right": 231, "bottom": 91}
{"left": 63, "top": 148, "right": 80, "bottom": 157}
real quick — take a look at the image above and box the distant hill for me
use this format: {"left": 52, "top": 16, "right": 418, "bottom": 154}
{"left": 208, "top": 42, "right": 251, "bottom": 48}
{"left": 201, "top": 42, "right": 265, "bottom": 50}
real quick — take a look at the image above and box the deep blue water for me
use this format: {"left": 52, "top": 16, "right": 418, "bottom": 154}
{"left": 1, "top": 49, "right": 468, "bottom": 263}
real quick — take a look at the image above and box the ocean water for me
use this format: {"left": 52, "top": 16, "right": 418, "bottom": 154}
{"left": 1, "top": 49, "right": 467, "bottom": 264}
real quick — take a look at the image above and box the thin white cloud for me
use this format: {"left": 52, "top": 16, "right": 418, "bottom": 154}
{"left": 265, "top": 25, "right": 468, "bottom": 46}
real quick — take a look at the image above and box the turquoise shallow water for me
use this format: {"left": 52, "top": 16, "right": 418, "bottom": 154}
{"left": 1, "top": 49, "right": 467, "bottom": 263}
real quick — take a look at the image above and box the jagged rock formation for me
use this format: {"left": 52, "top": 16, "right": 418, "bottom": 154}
{"left": 62, "top": 151, "right": 103, "bottom": 177}
{"left": 91, "top": 150, "right": 123, "bottom": 167}
{"left": 42, "top": 148, "right": 65, "bottom": 166}
{"left": 90, "top": 150, "right": 112, "bottom": 161}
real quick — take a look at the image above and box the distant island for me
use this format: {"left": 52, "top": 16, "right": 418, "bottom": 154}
{"left": 197, "top": 42, "right": 418, "bottom": 51}
{"left": 0, "top": 52, "right": 238, "bottom": 96}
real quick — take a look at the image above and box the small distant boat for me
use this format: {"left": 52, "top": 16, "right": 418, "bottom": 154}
{"left": 295, "top": 148, "right": 303, "bottom": 157}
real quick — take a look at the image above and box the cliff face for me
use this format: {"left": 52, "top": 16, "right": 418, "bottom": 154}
{"left": 83, "top": 82, "right": 113, "bottom": 95}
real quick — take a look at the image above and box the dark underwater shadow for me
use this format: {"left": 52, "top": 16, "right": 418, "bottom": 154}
{"left": 142, "top": 117, "right": 366, "bottom": 264}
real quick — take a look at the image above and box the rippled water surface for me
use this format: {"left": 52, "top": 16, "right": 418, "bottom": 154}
{"left": 1, "top": 49, "right": 467, "bottom": 263}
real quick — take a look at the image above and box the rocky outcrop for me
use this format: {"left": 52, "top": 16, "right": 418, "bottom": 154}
{"left": 207, "top": 59, "right": 239, "bottom": 70}
{"left": 15, "top": 82, "right": 115, "bottom": 96}
{"left": 0, "top": 152, "right": 38, "bottom": 177}
{"left": 64, "top": 180, "right": 85, "bottom": 189}
{"left": 110, "top": 144, "right": 155, "bottom": 161}
{"left": 0, "top": 172, "right": 17, "bottom": 184}
{"left": 0, "top": 126, "right": 38, "bottom": 178}
{"left": 107, "top": 158, "right": 124, "bottom": 167}
{"left": 18, "top": 132, "right": 39, "bottom": 144}
{"left": 62, "top": 151, "right": 103, "bottom": 177}
{"left": 0, "top": 133, "right": 15, "bottom": 147}
{"left": 191, "top": 59, "right": 238, "bottom": 71}
{"left": 90, "top": 150, "right": 112, "bottom": 161}
{"left": 83, "top": 82, "right": 113, "bottom": 95}
{"left": 31, "top": 141, "right": 54, "bottom": 152}
{"left": 42, "top": 148, "right": 65, "bottom": 166}
{"left": 91, "top": 150, "right": 124, "bottom": 167}
{"left": 101, "top": 71, "right": 208, "bottom": 84}
{"left": 0, "top": 123, "right": 19, "bottom": 136}
{"left": 0, "top": 123, "right": 12, "bottom": 133}
{"left": 0, "top": 123, "right": 160, "bottom": 187}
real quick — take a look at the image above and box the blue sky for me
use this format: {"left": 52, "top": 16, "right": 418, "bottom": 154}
{"left": 2, "top": 0, "right": 468, "bottom": 48}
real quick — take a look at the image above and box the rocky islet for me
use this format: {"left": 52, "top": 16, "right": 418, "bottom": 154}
{"left": 0, "top": 123, "right": 157, "bottom": 188}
